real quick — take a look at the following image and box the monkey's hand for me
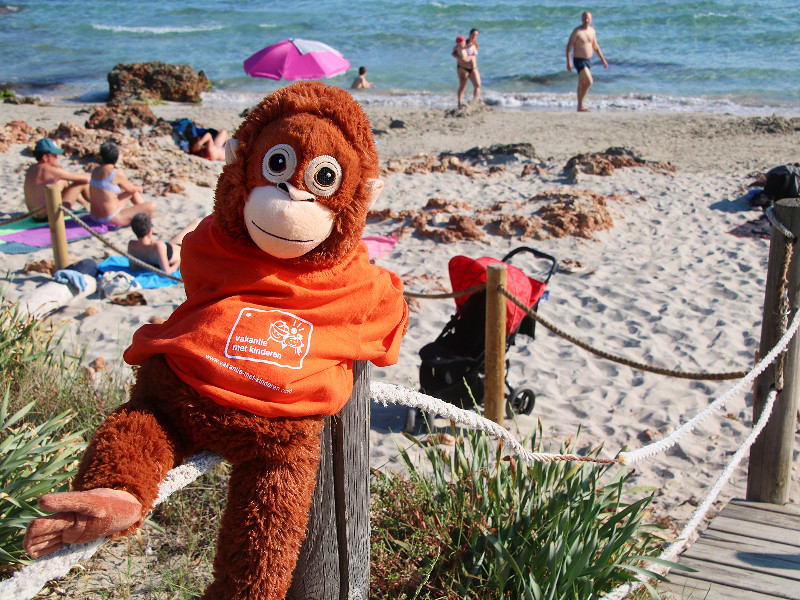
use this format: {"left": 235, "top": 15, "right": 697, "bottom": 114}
{"left": 23, "top": 489, "right": 142, "bottom": 558}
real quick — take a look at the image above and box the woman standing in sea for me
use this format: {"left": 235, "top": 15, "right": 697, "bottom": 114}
{"left": 465, "top": 28, "right": 481, "bottom": 103}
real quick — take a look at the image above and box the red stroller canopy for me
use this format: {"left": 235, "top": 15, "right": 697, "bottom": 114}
{"left": 448, "top": 256, "right": 547, "bottom": 336}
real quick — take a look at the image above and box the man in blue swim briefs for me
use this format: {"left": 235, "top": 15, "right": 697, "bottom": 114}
{"left": 566, "top": 11, "right": 608, "bottom": 112}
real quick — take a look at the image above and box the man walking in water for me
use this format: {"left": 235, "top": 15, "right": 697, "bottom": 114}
{"left": 566, "top": 11, "right": 608, "bottom": 112}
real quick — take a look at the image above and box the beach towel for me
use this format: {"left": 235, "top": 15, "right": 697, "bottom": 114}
{"left": 0, "top": 241, "right": 40, "bottom": 254}
{"left": 362, "top": 235, "right": 397, "bottom": 260}
{"left": 98, "top": 256, "right": 181, "bottom": 289}
{"left": 0, "top": 215, "right": 119, "bottom": 247}
{"left": 0, "top": 216, "right": 42, "bottom": 239}
{"left": 728, "top": 214, "right": 771, "bottom": 240}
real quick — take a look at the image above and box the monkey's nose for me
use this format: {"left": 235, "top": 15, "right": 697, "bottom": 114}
{"left": 277, "top": 182, "right": 315, "bottom": 202}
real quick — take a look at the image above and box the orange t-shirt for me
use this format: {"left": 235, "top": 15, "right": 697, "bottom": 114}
{"left": 124, "top": 216, "right": 408, "bottom": 418}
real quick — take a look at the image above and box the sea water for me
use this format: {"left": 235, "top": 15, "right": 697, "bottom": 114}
{"left": 1, "top": 0, "right": 799, "bottom": 113}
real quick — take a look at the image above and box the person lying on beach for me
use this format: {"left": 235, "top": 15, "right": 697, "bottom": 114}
{"left": 188, "top": 126, "right": 228, "bottom": 161}
{"left": 89, "top": 140, "right": 156, "bottom": 227}
{"left": 127, "top": 213, "right": 202, "bottom": 275}
{"left": 24, "top": 138, "right": 91, "bottom": 221}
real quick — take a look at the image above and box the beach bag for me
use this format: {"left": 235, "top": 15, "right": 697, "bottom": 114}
{"left": 752, "top": 164, "right": 800, "bottom": 208}
{"left": 99, "top": 271, "right": 142, "bottom": 298}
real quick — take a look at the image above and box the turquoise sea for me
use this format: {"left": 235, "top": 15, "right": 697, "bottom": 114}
{"left": 1, "top": 0, "right": 799, "bottom": 113}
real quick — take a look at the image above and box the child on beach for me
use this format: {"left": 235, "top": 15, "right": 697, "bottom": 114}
{"left": 127, "top": 213, "right": 202, "bottom": 275}
{"left": 90, "top": 140, "right": 156, "bottom": 227}
{"left": 24, "top": 138, "right": 91, "bottom": 221}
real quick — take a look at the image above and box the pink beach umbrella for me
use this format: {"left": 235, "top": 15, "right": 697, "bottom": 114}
{"left": 243, "top": 38, "right": 350, "bottom": 81}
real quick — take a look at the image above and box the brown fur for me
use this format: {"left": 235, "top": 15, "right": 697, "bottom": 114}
{"left": 63, "top": 82, "right": 383, "bottom": 600}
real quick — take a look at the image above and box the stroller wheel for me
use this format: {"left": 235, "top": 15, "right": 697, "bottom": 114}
{"left": 506, "top": 386, "right": 535, "bottom": 417}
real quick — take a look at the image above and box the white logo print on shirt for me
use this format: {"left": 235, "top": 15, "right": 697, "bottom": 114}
{"left": 224, "top": 307, "right": 313, "bottom": 369}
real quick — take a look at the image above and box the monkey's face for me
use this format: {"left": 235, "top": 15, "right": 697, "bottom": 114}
{"left": 241, "top": 112, "right": 365, "bottom": 260}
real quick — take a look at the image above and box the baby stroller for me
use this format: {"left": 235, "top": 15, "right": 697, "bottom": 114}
{"left": 408, "top": 247, "right": 557, "bottom": 431}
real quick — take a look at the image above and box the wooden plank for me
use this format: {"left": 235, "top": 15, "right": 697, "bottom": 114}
{"left": 699, "top": 532, "right": 800, "bottom": 563}
{"left": 682, "top": 540, "right": 800, "bottom": 581}
{"left": 730, "top": 499, "right": 800, "bottom": 517}
{"left": 663, "top": 577, "right": 784, "bottom": 600}
{"left": 707, "top": 515, "right": 800, "bottom": 548}
{"left": 669, "top": 556, "right": 800, "bottom": 600}
{"left": 721, "top": 502, "right": 800, "bottom": 531}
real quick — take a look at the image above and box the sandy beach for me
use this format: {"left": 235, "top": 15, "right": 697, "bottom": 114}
{"left": 2, "top": 95, "right": 799, "bottom": 565}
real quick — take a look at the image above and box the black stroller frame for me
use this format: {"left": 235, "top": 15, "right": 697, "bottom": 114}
{"left": 408, "top": 247, "right": 557, "bottom": 431}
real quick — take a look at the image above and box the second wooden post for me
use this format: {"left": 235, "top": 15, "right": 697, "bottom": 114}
{"left": 484, "top": 263, "right": 507, "bottom": 424}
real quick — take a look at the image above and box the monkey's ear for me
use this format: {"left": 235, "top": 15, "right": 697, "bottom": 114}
{"left": 364, "top": 178, "right": 384, "bottom": 209}
{"left": 224, "top": 139, "right": 239, "bottom": 165}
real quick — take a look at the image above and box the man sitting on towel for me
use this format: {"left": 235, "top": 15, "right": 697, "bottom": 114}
{"left": 24, "top": 138, "right": 91, "bottom": 221}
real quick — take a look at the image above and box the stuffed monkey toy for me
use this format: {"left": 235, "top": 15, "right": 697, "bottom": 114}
{"left": 24, "top": 81, "right": 408, "bottom": 600}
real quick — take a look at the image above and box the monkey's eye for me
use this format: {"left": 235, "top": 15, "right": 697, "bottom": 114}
{"left": 262, "top": 144, "right": 297, "bottom": 183}
{"left": 304, "top": 155, "right": 342, "bottom": 197}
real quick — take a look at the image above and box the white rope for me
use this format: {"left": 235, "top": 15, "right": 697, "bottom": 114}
{"left": 620, "top": 309, "right": 800, "bottom": 465}
{"left": 370, "top": 382, "right": 620, "bottom": 464}
{"left": 602, "top": 388, "right": 778, "bottom": 600}
{"left": 0, "top": 452, "right": 221, "bottom": 600}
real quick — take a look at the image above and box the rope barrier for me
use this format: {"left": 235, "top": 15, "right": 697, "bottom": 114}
{"left": 0, "top": 207, "right": 46, "bottom": 226}
{"left": 499, "top": 285, "right": 749, "bottom": 381}
{"left": 603, "top": 388, "right": 778, "bottom": 600}
{"left": 766, "top": 206, "right": 796, "bottom": 241}
{"left": 59, "top": 205, "right": 183, "bottom": 283}
{"left": 4, "top": 339, "right": 791, "bottom": 600}
{"left": 403, "top": 283, "right": 485, "bottom": 299}
{"left": 620, "top": 308, "right": 800, "bottom": 465}
{"left": 371, "top": 382, "right": 623, "bottom": 465}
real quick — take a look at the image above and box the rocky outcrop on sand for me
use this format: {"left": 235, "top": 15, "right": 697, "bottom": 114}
{"left": 382, "top": 144, "right": 545, "bottom": 179}
{"left": 85, "top": 102, "right": 171, "bottom": 134}
{"left": 108, "top": 62, "right": 211, "bottom": 104}
{"left": 368, "top": 189, "right": 626, "bottom": 243}
{"left": 565, "top": 147, "right": 676, "bottom": 181}
{"left": 1, "top": 117, "right": 220, "bottom": 196}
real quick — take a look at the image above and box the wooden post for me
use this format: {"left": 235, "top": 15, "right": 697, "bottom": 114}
{"left": 747, "top": 198, "right": 800, "bottom": 504}
{"left": 287, "top": 361, "right": 370, "bottom": 600}
{"left": 484, "top": 263, "right": 506, "bottom": 424}
{"left": 46, "top": 183, "right": 69, "bottom": 270}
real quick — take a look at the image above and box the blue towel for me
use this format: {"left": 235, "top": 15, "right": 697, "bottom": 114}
{"left": 0, "top": 241, "right": 39, "bottom": 254}
{"left": 98, "top": 256, "right": 181, "bottom": 289}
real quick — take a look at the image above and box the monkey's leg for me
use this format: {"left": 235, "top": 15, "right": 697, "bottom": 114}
{"left": 201, "top": 416, "right": 324, "bottom": 600}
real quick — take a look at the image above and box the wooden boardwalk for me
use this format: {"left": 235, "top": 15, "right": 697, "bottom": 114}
{"left": 664, "top": 499, "right": 800, "bottom": 599}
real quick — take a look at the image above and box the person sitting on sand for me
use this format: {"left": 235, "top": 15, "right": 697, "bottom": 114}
{"left": 351, "top": 66, "right": 374, "bottom": 89}
{"left": 24, "top": 138, "right": 91, "bottom": 221}
{"left": 187, "top": 125, "right": 228, "bottom": 161}
{"left": 127, "top": 213, "right": 202, "bottom": 275}
{"left": 89, "top": 140, "right": 156, "bottom": 227}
